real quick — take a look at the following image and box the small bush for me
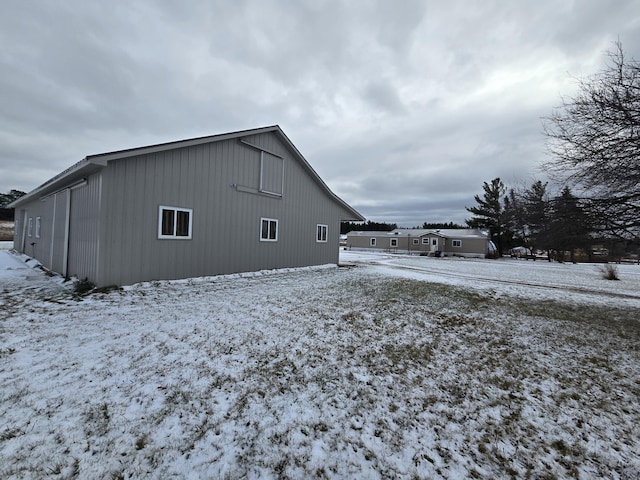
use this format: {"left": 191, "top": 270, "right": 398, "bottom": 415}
{"left": 73, "top": 278, "right": 95, "bottom": 296}
{"left": 598, "top": 264, "right": 620, "bottom": 281}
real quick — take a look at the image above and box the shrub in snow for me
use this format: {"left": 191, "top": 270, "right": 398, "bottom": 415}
{"left": 598, "top": 264, "right": 620, "bottom": 281}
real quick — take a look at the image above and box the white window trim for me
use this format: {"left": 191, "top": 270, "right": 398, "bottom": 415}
{"left": 35, "top": 217, "right": 41, "bottom": 238}
{"left": 260, "top": 217, "right": 279, "bottom": 242}
{"left": 28, "top": 217, "right": 33, "bottom": 237}
{"left": 452, "top": 239, "right": 462, "bottom": 247}
{"left": 422, "top": 238, "right": 429, "bottom": 245}
{"left": 413, "top": 238, "right": 419, "bottom": 245}
{"left": 390, "top": 238, "right": 398, "bottom": 247}
{"left": 370, "top": 238, "right": 376, "bottom": 246}
{"left": 158, "top": 206, "right": 193, "bottom": 239}
{"left": 316, "top": 224, "right": 328, "bottom": 243}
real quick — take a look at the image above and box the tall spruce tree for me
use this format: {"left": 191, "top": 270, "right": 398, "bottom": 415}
{"left": 466, "top": 178, "right": 507, "bottom": 256}
{"left": 522, "top": 180, "right": 552, "bottom": 256}
{"left": 549, "top": 186, "right": 591, "bottom": 262}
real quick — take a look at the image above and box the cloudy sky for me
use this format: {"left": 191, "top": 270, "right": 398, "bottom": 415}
{"left": 2, "top": 1, "right": 639, "bottom": 226}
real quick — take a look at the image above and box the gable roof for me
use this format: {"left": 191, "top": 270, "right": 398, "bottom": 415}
{"left": 9, "top": 125, "right": 364, "bottom": 221}
{"left": 391, "top": 228, "right": 489, "bottom": 238}
{"left": 347, "top": 228, "right": 489, "bottom": 239}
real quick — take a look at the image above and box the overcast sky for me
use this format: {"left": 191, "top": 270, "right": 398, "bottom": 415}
{"left": 2, "top": 1, "right": 639, "bottom": 226}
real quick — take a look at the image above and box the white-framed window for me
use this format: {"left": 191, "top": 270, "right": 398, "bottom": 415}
{"left": 422, "top": 238, "right": 429, "bottom": 245}
{"left": 316, "top": 224, "right": 328, "bottom": 243}
{"left": 260, "top": 217, "right": 278, "bottom": 241}
{"left": 370, "top": 238, "right": 377, "bottom": 247}
{"left": 452, "top": 239, "right": 462, "bottom": 247}
{"left": 28, "top": 217, "right": 33, "bottom": 237}
{"left": 413, "top": 238, "right": 419, "bottom": 245}
{"left": 35, "top": 217, "right": 41, "bottom": 238}
{"left": 158, "top": 206, "right": 193, "bottom": 239}
{"left": 390, "top": 238, "right": 398, "bottom": 247}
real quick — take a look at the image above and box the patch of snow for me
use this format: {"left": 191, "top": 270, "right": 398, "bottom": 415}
{"left": 1, "top": 249, "right": 638, "bottom": 478}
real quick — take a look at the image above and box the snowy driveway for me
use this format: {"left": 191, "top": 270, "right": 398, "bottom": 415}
{"left": 341, "top": 250, "right": 640, "bottom": 307}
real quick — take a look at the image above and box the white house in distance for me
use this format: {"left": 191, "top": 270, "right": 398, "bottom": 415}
{"left": 9, "top": 125, "right": 364, "bottom": 287}
{"left": 346, "top": 229, "right": 495, "bottom": 258}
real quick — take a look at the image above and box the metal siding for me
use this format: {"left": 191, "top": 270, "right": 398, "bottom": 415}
{"left": 97, "top": 132, "right": 348, "bottom": 286}
{"left": 50, "top": 190, "right": 69, "bottom": 273}
{"left": 11, "top": 191, "right": 70, "bottom": 275}
{"left": 16, "top": 200, "right": 45, "bottom": 260}
{"left": 12, "top": 210, "right": 24, "bottom": 253}
{"left": 37, "top": 196, "right": 55, "bottom": 269}
{"left": 67, "top": 176, "right": 100, "bottom": 282}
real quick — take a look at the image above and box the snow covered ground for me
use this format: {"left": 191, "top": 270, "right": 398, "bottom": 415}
{"left": 1, "top": 245, "right": 639, "bottom": 479}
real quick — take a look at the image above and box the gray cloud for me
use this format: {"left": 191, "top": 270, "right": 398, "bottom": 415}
{"left": 2, "top": 0, "right": 639, "bottom": 226}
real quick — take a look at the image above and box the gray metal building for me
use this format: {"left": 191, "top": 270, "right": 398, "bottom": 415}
{"left": 9, "top": 126, "right": 364, "bottom": 286}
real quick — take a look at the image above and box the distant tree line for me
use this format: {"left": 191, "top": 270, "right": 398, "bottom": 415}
{"left": 0, "top": 190, "right": 25, "bottom": 221}
{"left": 418, "top": 222, "right": 466, "bottom": 230}
{"left": 341, "top": 221, "right": 397, "bottom": 234}
{"left": 341, "top": 220, "right": 466, "bottom": 234}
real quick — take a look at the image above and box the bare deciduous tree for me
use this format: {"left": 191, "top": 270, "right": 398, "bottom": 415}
{"left": 543, "top": 41, "right": 640, "bottom": 240}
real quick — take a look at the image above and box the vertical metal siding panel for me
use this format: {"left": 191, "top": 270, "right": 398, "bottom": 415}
{"left": 140, "top": 154, "right": 158, "bottom": 281}
{"left": 100, "top": 166, "right": 116, "bottom": 285}
{"left": 209, "top": 141, "right": 227, "bottom": 273}
{"left": 103, "top": 159, "right": 130, "bottom": 285}
{"left": 67, "top": 175, "right": 100, "bottom": 282}
{"left": 189, "top": 146, "right": 204, "bottom": 274}
{"left": 183, "top": 147, "right": 197, "bottom": 278}
{"left": 217, "top": 141, "right": 234, "bottom": 273}
{"left": 51, "top": 190, "right": 69, "bottom": 274}
{"left": 13, "top": 209, "right": 24, "bottom": 253}
{"left": 110, "top": 160, "right": 127, "bottom": 285}
{"left": 200, "top": 144, "right": 214, "bottom": 274}
{"left": 38, "top": 196, "right": 54, "bottom": 269}
{"left": 132, "top": 155, "right": 155, "bottom": 285}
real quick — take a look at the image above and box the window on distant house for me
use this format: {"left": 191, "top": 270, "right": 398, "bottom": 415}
{"left": 158, "top": 206, "right": 192, "bottom": 239}
{"left": 316, "top": 224, "right": 328, "bottom": 243}
{"left": 413, "top": 238, "right": 419, "bottom": 245}
{"left": 422, "top": 238, "right": 429, "bottom": 245}
{"left": 261, "top": 218, "right": 278, "bottom": 241}
{"left": 28, "top": 217, "right": 33, "bottom": 237}
{"left": 390, "top": 238, "right": 398, "bottom": 247}
{"left": 370, "top": 238, "right": 376, "bottom": 246}
{"left": 452, "top": 240, "right": 462, "bottom": 247}
{"left": 35, "top": 217, "right": 41, "bottom": 238}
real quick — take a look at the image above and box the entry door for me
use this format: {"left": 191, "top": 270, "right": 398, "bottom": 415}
{"left": 430, "top": 238, "right": 438, "bottom": 252}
